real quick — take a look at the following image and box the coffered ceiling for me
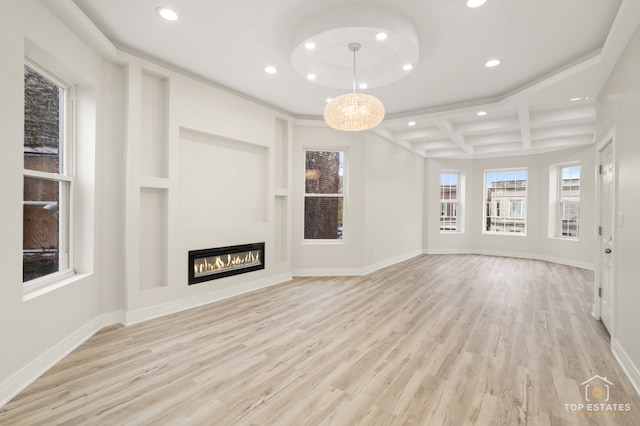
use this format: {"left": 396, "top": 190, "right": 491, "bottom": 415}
{"left": 71, "top": 0, "right": 640, "bottom": 158}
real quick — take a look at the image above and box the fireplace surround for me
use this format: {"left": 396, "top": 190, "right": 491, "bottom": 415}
{"left": 188, "top": 242, "right": 265, "bottom": 285}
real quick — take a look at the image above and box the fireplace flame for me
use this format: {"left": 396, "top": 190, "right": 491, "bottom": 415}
{"left": 193, "top": 249, "right": 262, "bottom": 278}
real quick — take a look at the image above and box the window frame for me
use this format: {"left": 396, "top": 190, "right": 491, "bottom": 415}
{"left": 302, "top": 148, "right": 347, "bottom": 242}
{"left": 556, "top": 163, "right": 581, "bottom": 240}
{"left": 509, "top": 199, "right": 523, "bottom": 218}
{"left": 439, "top": 171, "right": 462, "bottom": 233}
{"left": 483, "top": 168, "right": 528, "bottom": 236}
{"left": 23, "top": 60, "right": 76, "bottom": 290}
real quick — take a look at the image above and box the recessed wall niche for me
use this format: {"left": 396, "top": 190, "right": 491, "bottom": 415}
{"left": 275, "top": 118, "right": 288, "bottom": 189}
{"left": 274, "top": 195, "right": 287, "bottom": 263}
{"left": 274, "top": 117, "right": 289, "bottom": 264}
{"left": 139, "top": 187, "right": 168, "bottom": 290}
{"left": 140, "top": 69, "right": 168, "bottom": 178}
{"left": 178, "top": 128, "right": 268, "bottom": 229}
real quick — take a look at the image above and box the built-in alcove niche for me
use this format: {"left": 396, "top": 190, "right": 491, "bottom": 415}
{"left": 139, "top": 187, "right": 168, "bottom": 290}
{"left": 138, "top": 67, "right": 170, "bottom": 290}
{"left": 178, "top": 127, "right": 269, "bottom": 226}
{"left": 274, "top": 118, "right": 289, "bottom": 264}
{"left": 275, "top": 118, "right": 288, "bottom": 189}
{"left": 140, "top": 69, "right": 169, "bottom": 179}
{"left": 274, "top": 195, "right": 287, "bottom": 263}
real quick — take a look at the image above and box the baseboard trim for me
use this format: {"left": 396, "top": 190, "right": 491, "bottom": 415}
{"left": 423, "top": 248, "right": 595, "bottom": 271}
{"left": 293, "top": 250, "right": 423, "bottom": 277}
{"left": 0, "top": 312, "right": 121, "bottom": 409}
{"left": 362, "top": 250, "right": 423, "bottom": 275}
{"left": 292, "top": 267, "right": 364, "bottom": 277}
{"left": 612, "top": 338, "right": 640, "bottom": 398}
{"left": 124, "top": 272, "right": 293, "bottom": 326}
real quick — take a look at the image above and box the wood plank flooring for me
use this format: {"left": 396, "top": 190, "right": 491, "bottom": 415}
{"left": 2, "top": 254, "right": 639, "bottom": 425}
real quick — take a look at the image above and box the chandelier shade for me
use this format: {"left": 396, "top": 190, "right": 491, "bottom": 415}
{"left": 323, "top": 42, "right": 385, "bottom": 131}
{"left": 323, "top": 93, "right": 385, "bottom": 131}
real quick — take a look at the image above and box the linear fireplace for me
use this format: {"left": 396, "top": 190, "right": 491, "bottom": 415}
{"left": 188, "top": 242, "right": 265, "bottom": 285}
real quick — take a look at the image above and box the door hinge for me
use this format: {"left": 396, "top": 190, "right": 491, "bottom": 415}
{"left": 598, "top": 287, "right": 602, "bottom": 298}
{"left": 599, "top": 164, "right": 603, "bottom": 174}
{"left": 598, "top": 226, "right": 603, "bottom": 236}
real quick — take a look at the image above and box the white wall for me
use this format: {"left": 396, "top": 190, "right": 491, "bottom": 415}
{"left": 597, "top": 23, "right": 640, "bottom": 395}
{"left": 95, "top": 61, "right": 126, "bottom": 315}
{"left": 425, "top": 146, "right": 596, "bottom": 269}
{"left": 292, "top": 127, "right": 367, "bottom": 275}
{"left": 291, "top": 128, "right": 424, "bottom": 276}
{"left": 0, "top": 0, "right": 124, "bottom": 405}
{"left": 363, "top": 133, "right": 424, "bottom": 270}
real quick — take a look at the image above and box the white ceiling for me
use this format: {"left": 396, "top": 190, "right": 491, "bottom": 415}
{"left": 71, "top": 0, "right": 640, "bottom": 158}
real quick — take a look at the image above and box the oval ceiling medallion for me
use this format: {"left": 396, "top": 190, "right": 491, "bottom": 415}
{"left": 291, "top": 4, "right": 419, "bottom": 90}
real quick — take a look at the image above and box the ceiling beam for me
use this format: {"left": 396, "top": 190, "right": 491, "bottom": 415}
{"left": 394, "top": 127, "right": 443, "bottom": 141}
{"left": 531, "top": 105, "right": 596, "bottom": 124}
{"left": 411, "top": 140, "right": 458, "bottom": 150}
{"left": 466, "top": 131, "right": 522, "bottom": 146}
{"left": 518, "top": 105, "right": 531, "bottom": 149}
{"left": 530, "top": 123, "right": 595, "bottom": 140}
{"left": 530, "top": 134, "right": 595, "bottom": 149}
{"left": 454, "top": 117, "right": 520, "bottom": 134}
{"left": 433, "top": 119, "right": 473, "bottom": 154}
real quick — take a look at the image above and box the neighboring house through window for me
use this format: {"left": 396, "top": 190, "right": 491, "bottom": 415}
{"left": 440, "top": 172, "right": 460, "bottom": 232}
{"left": 560, "top": 165, "right": 580, "bottom": 238}
{"left": 549, "top": 163, "right": 581, "bottom": 239}
{"left": 484, "top": 169, "right": 527, "bottom": 235}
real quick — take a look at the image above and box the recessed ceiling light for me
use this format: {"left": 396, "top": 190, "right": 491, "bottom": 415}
{"left": 467, "top": 0, "right": 487, "bottom": 8}
{"left": 264, "top": 66, "right": 277, "bottom": 74}
{"left": 375, "top": 32, "right": 388, "bottom": 41}
{"left": 305, "top": 42, "right": 316, "bottom": 50}
{"left": 402, "top": 63, "right": 414, "bottom": 71}
{"left": 477, "top": 111, "right": 487, "bottom": 116}
{"left": 485, "top": 59, "right": 501, "bottom": 68}
{"left": 307, "top": 73, "right": 316, "bottom": 81}
{"left": 325, "top": 97, "right": 332, "bottom": 103}
{"left": 157, "top": 7, "right": 178, "bottom": 21}
{"left": 408, "top": 121, "right": 417, "bottom": 126}
{"left": 359, "top": 82, "right": 368, "bottom": 89}
{"left": 570, "top": 97, "right": 582, "bottom": 101}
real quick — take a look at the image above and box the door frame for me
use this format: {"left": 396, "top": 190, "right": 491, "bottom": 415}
{"left": 593, "top": 126, "right": 616, "bottom": 336}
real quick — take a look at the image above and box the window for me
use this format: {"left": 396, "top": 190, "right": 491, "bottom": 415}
{"left": 484, "top": 169, "right": 527, "bottom": 235}
{"left": 304, "top": 150, "right": 345, "bottom": 240}
{"left": 559, "top": 165, "right": 580, "bottom": 238}
{"left": 509, "top": 200, "right": 523, "bottom": 218}
{"left": 440, "top": 172, "right": 460, "bottom": 232}
{"left": 23, "top": 64, "right": 74, "bottom": 284}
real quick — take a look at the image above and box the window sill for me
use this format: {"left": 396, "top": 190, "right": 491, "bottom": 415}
{"left": 482, "top": 232, "right": 527, "bottom": 237}
{"left": 23, "top": 272, "right": 92, "bottom": 302}
{"left": 549, "top": 236, "right": 580, "bottom": 242}
{"left": 302, "top": 240, "right": 345, "bottom": 245}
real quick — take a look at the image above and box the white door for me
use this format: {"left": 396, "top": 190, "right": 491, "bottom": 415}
{"left": 599, "top": 142, "right": 614, "bottom": 333}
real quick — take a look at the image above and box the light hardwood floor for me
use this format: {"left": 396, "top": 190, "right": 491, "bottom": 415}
{"left": 2, "top": 254, "right": 639, "bottom": 425}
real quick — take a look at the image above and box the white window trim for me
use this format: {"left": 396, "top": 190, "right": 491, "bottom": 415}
{"left": 23, "top": 61, "right": 76, "bottom": 294}
{"left": 548, "top": 162, "right": 581, "bottom": 241}
{"left": 440, "top": 171, "right": 463, "bottom": 233}
{"left": 302, "top": 148, "right": 347, "bottom": 243}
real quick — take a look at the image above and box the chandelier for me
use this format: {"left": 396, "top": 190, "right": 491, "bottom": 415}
{"left": 323, "top": 43, "right": 385, "bottom": 131}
